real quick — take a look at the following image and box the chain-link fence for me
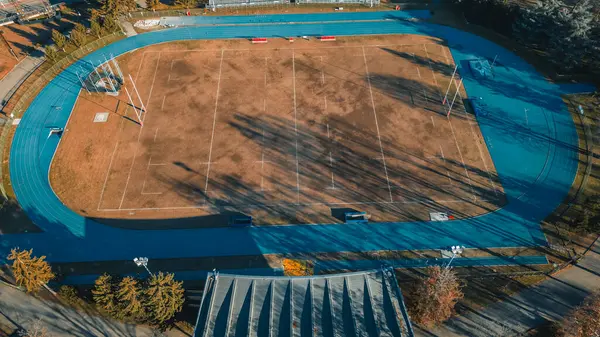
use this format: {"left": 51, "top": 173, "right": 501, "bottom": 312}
{"left": 127, "top": 2, "right": 379, "bottom": 18}
{"left": 0, "top": 32, "right": 123, "bottom": 201}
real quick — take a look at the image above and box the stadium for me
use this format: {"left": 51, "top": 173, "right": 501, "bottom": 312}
{"left": 2, "top": 7, "right": 593, "bottom": 294}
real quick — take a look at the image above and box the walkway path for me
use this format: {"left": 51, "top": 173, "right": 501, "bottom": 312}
{"left": 0, "top": 283, "right": 187, "bottom": 337}
{"left": 0, "top": 54, "right": 43, "bottom": 110}
{"left": 418, "top": 237, "right": 600, "bottom": 337}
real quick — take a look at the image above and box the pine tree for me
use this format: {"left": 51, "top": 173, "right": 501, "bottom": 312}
{"left": 102, "top": 15, "right": 119, "bottom": 33}
{"left": 90, "top": 19, "right": 103, "bottom": 39}
{"left": 44, "top": 46, "right": 60, "bottom": 64}
{"left": 146, "top": 0, "right": 160, "bottom": 9}
{"left": 51, "top": 29, "right": 67, "bottom": 51}
{"left": 145, "top": 272, "right": 185, "bottom": 324}
{"left": 92, "top": 274, "right": 118, "bottom": 315}
{"left": 116, "top": 276, "right": 145, "bottom": 320}
{"left": 175, "top": 0, "right": 197, "bottom": 9}
{"left": 101, "top": 0, "right": 137, "bottom": 17}
{"left": 69, "top": 28, "right": 87, "bottom": 48}
{"left": 7, "top": 248, "right": 55, "bottom": 293}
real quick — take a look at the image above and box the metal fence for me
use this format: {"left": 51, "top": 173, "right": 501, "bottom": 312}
{"left": 208, "top": 0, "right": 290, "bottom": 9}
{"left": 0, "top": 32, "right": 123, "bottom": 201}
{"left": 127, "top": 1, "right": 379, "bottom": 17}
{"left": 295, "top": 0, "right": 379, "bottom": 5}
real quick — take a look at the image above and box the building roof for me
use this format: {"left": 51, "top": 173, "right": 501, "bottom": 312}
{"left": 193, "top": 268, "right": 414, "bottom": 337}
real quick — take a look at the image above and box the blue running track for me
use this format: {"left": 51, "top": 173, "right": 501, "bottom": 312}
{"left": 3, "top": 12, "right": 594, "bottom": 267}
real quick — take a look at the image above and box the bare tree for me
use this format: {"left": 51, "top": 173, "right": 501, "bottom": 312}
{"left": 408, "top": 266, "right": 464, "bottom": 326}
{"left": 18, "top": 318, "right": 50, "bottom": 337}
{"left": 557, "top": 290, "right": 600, "bottom": 337}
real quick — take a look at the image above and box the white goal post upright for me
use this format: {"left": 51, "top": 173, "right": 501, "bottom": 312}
{"left": 90, "top": 61, "right": 103, "bottom": 90}
{"left": 110, "top": 54, "right": 124, "bottom": 80}
{"left": 101, "top": 62, "right": 117, "bottom": 93}
{"left": 128, "top": 74, "right": 146, "bottom": 113}
{"left": 491, "top": 54, "right": 498, "bottom": 68}
{"left": 442, "top": 64, "right": 459, "bottom": 106}
{"left": 124, "top": 87, "right": 143, "bottom": 126}
{"left": 75, "top": 71, "right": 91, "bottom": 94}
{"left": 446, "top": 77, "right": 464, "bottom": 117}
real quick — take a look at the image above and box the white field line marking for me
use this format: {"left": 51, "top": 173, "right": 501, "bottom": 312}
{"left": 423, "top": 44, "right": 443, "bottom": 101}
{"left": 154, "top": 128, "right": 159, "bottom": 142}
{"left": 452, "top": 77, "right": 498, "bottom": 194}
{"left": 439, "top": 145, "right": 445, "bottom": 160}
{"left": 140, "top": 43, "right": 440, "bottom": 54}
{"left": 141, "top": 178, "right": 163, "bottom": 195}
{"left": 204, "top": 49, "right": 225, "bottom": 194}
{"left": 119, "top": 52, "right": 161, "bottom": 209}
{"left": 327, "top": 123, "right": 336, "bottom": 189}
{"left": 161, "top": 95, "right": 166, "bottom": 111}
{"left": 447, "top": 170, "right": 453, "bottom": 184}
{"left": 134, "top": 52, "right": 146, "bottom": 82}
{"left": 362, "top": 46, "right": 393, "bottom": 202}
{"left": 168, "top": 59, "right": 175, "bottom": 81}
{"left": 97, "top": 141, "right": 119, "bottom": 210}
{"left": 442, "top": 45, "right": 450, "bottom": 64}
{"left": 447, "top": 117, "right": 476, "bottom": 200}
{"left": 97, "top": 82, "right": 132, "bottom": 210}
{"left": 412, "top": 54, "right": 422, "bottom": 79}
{"left": 292, "top": 49, "right": 301, "bottom": 203}
{"left": 261, "top": 129, "right": 266, "bottom": 191}
{"left": 97, "top": 197, "right": 487, "bottom": 212}
{"left": 320, "top": 56, "right": 325, "bottom": 85}
{"left": 431, "top": 116, "right": 435, "bottom": 127}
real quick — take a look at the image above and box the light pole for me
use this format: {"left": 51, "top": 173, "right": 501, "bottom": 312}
{"left": 446, "top": 245, "right": 465, "bottom": 269}
{"left": 133, "top": 257, "right": 153, "bottom": 276}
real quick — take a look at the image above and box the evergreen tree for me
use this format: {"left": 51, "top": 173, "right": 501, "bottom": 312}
{"left": 51, "top": 29, "right": 67, "bottom": 51}
{"left": 175, "top": 0, "right": 197, "bottom": 9}
{"left": 7, "top": 248, "right": 55, "bottom": 293}
{"left": 69, "top": 28, "right": 87, "bottom": 48}
{"left": 145, "top": 272, "right": 185, "bottom": 324}
{"left": 102, "top": 15, "right": 119, "bottom": 33}
{"left": 116, "top": 276, "right": 145, "bottom": 320}
{"left": 101, "top": 0, "right": 137, "bottom": 17}
{"left": 92, "top": 274, "right": 118, "bottom": 315}
{"left": 90, "top": 18, "right": 103, "bottom": 39}
{"left": 146, "top": 0, "right": 160, "bottom": 9}
{"left": 44, "top": 46, "right": 60, "bottom": 64}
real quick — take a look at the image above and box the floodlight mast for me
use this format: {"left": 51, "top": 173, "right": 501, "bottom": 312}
{"left": 133, "top": 257, "right": 153, "bottom": 276}
{"left": 446, "top": 245, "right": 465, "bottom": 269}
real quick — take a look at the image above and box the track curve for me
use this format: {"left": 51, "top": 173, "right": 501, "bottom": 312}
{"left": 3, "top": 13, "right": 592, "bottom": 263}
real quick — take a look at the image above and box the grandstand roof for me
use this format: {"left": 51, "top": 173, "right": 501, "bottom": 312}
{"left": 193, "top": 268, "right": 414, "bottom": 337}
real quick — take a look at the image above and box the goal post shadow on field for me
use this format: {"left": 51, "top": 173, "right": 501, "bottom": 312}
{"left": 75, "top": 55, "right": 146, "bottom": 126}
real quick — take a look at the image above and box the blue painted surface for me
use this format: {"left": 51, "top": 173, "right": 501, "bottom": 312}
{"left": 159, "top": 10, "right": 431, "bottom": 26}
{"left": 59, "top": 268, "right": 285, "bottom": 285}
{"left": 3, "top": 13, "right": 594, "bottom": 266}
{"left": 314, "top": 255, "right": 549, "bottom": 272}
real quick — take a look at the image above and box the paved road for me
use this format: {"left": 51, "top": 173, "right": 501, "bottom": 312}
{"left": 0, "top": 54, "right": 43, "bottom": 110}
{"left": 0, "top": 282, "right": 188, "bottom": 337}
{"left": 418, "top": 237, "right": 600, "bottom": 337}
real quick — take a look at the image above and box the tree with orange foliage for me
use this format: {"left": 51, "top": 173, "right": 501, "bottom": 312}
{"left": 557, "top": 290, "right": 600, "bottom": 337}
{"left": 282, "top": 259, "right": 313, "bottom": 276}
{"left": 408, "top": 266, "right": 463, "bottom": 326}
